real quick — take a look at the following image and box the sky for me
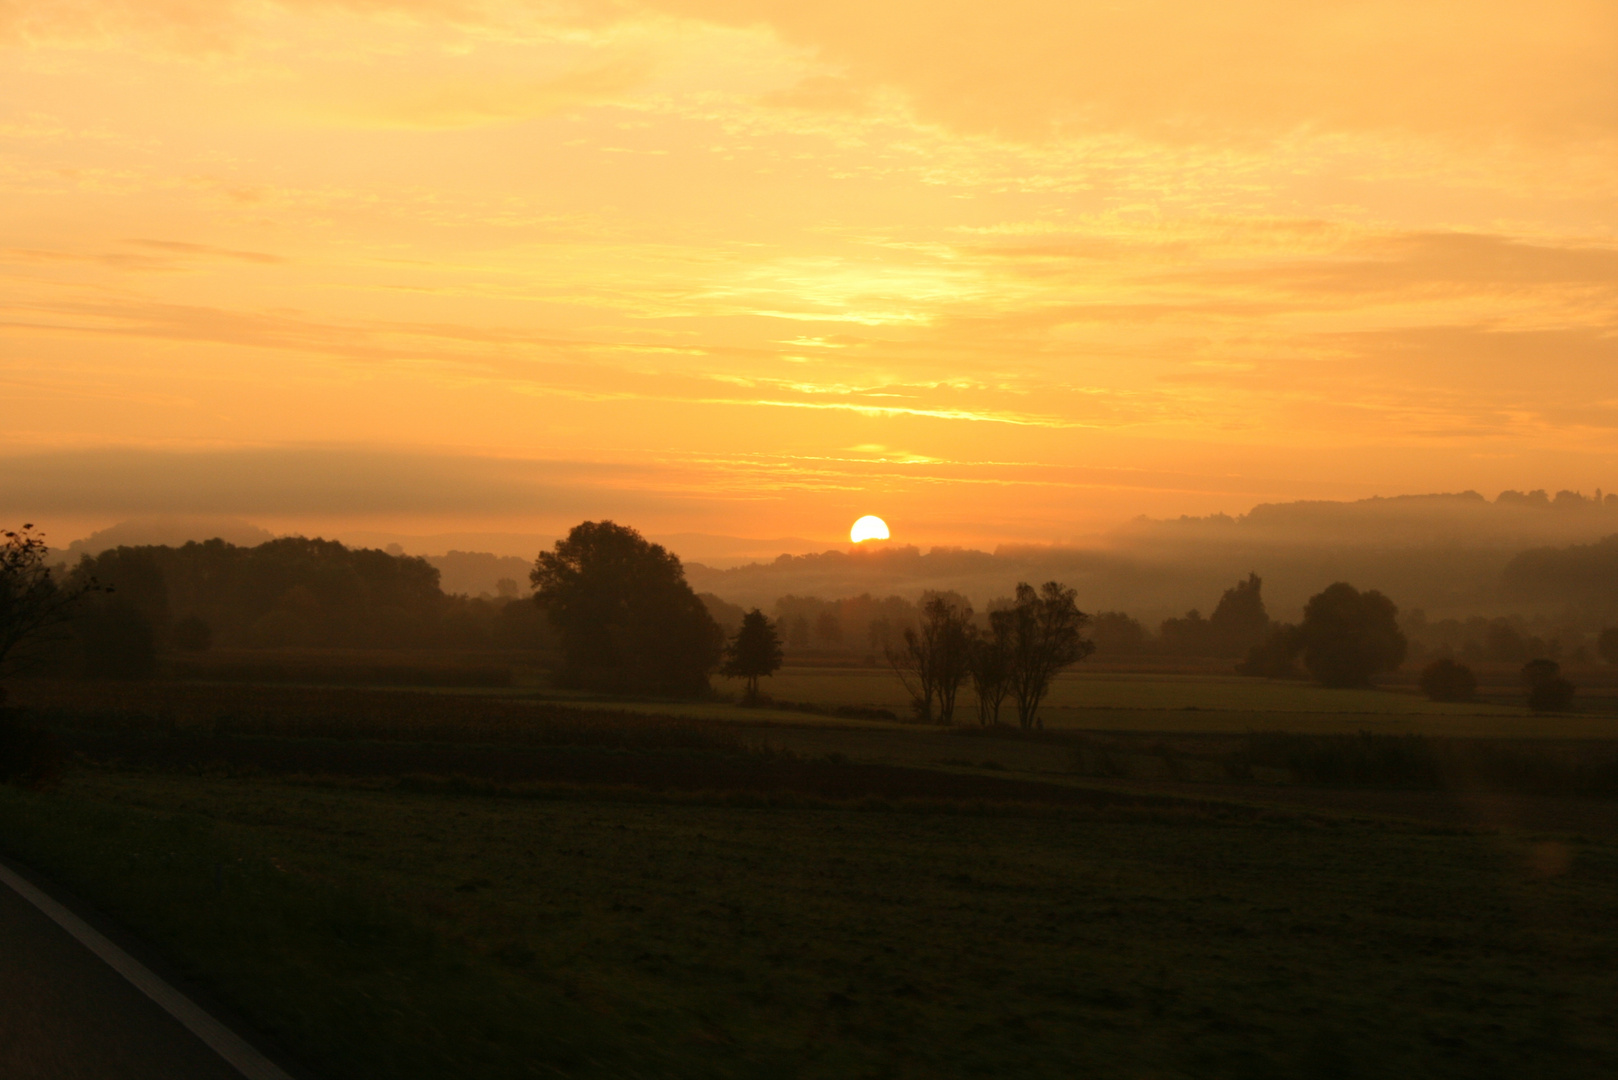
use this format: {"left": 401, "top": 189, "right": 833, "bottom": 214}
{"left": 3, "top": 0, "right": 1617, "bottom": 551}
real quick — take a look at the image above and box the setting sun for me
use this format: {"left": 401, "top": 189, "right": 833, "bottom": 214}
{"left": 850, "top": 516, "right": 891, "bottom": 543}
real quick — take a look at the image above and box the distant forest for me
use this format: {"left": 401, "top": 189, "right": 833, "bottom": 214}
{"left": 60, "top": 538, "right": 552, "bottom": 660}
{"left": 23, "top": 488, "right": 1618, "bottom": 682}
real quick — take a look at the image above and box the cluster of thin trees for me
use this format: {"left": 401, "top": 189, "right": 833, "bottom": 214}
{"left": 886, "top": 582, "right": 1094, "bottom": 728}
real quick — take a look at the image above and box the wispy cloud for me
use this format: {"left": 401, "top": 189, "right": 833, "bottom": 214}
{"left": 4, "top": 0, "right": 1618, "bottom": 541}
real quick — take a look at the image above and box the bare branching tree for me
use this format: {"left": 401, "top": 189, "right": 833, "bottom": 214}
{"left": 969, "top": 614, "right": 1014, "bottom": 726}
{"left": 887, "top": 593, "right": 975, "bottom": 723}
{"left": 999, "top": 581, "right": 1094, "bottom": 730}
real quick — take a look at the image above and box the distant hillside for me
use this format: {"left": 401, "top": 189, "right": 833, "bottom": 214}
{"left": 1501, "top": 534, "right": 1618, "bottom": 616}
{"left": 688, "top": 491, "right": 1618, "bottom": 623}
{"left": 426, "top": 551, "right": 534, "bottom": 597}
{"left": 648, "top": 532, "right": 831, "bottom": 568}
{"left": 1113, "top": 489, "right": 1618, "bottom": 551}
{"left": 64, "top": 517, "right": 277, "bottom": 561}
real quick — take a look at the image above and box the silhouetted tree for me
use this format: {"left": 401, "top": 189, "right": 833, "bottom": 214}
{"left": 999, "top": 581, "right": 1093, "bottom": 730}
{"left": 888, "top": 594, "right": 974, "bottom": 723}
{"left": 1297, "top": 582, "right": 1407, "bottom": 688}
{"left": 1418, "top": 657, "right": 1476, "bottom": 702}
{"left": 1, "top": 525, "right": 102, "bottom": 676}
{"left": 531, "top": 521, "right": 723, "bottom": 696}
{"left": 1236, "top": 624, "right": 1302, "bottom": 678}
{"left": 1162, "top": 574, "right": 1272, "bottom": 657}
{"left": 721, "top": 609, "right": 783, "bottom": 704}
{"left": 73, "top": 546, "right": 168, "bottom": 636}
{"left": 1208, "top": 573, "right": 1271, "bottom": 657}
{"left": 1158, "top": 608, "right": 1210, "bottom": 656}
{"left": 1522, "top": 658, "right": 1575, "bottom": 712}
{"left": 1088, "top": 611, "right": 1148, "bottom": 657}
{"left": 968, "top": 615, "right": 1014, "bottom": 725}
{"left": 69, "top": 536, "right": 446, "bottom": 650}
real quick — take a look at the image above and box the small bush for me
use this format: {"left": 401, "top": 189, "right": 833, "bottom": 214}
{"left": 1418, "top": 658, "right": 1476, "bottom": 702}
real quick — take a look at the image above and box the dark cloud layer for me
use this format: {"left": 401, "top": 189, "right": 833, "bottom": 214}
{"left": 0, "top": 446, "right": 689, "bottom": 518}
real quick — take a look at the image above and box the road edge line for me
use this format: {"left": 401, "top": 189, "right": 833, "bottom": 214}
{"left": 0, "top": 860, "right": 295, "bottom": 1080}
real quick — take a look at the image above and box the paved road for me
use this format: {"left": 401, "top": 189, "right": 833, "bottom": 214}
{"left": 0, "top": 868, "right": 253, "bottom": 1080}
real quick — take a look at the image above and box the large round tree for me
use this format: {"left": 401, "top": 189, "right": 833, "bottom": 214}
{"left": 531, "top": 521, "right": 723, "bottom": 696}
{"left": 1297, "top": 582, "right": 1407, "bottom": 688}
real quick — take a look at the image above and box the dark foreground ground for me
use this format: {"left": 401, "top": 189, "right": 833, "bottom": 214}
{"left": 1, "top": 680, "right": 1616, "bottom": 1079}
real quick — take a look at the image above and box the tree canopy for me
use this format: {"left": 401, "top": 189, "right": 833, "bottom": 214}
{"left": 1160, "top": 573, "right": 1271, "bottom": 657}
{"left": 1, "top": 525, "right": 98, "bottom": 676}
{"left": 999, "top": 581, "right": 1094, "bottom": 729}
{"left": 1297, "top": 582, "right": 1407, "bottom": 688}
{"left": 1418, "top": 657, "right": 1476, "bottom": 702}
{"left": 720, "top": 609, "right": 783, "bottom": 704}
{"left": 887, "top": 593, "right": 975, "bottom": 723}
{"left": 531, "top": 521, "right": 722, "bottom": 696}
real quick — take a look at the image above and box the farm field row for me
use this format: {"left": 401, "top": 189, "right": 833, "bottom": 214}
{"left": 755, "top": 668, "right": 1532, "bottom": 715}
{"left": 523, "top": 668, "right": 1618, "bottom": 739}
{"left": 3, "top": 770, "right": 1615, "bottom": 1080}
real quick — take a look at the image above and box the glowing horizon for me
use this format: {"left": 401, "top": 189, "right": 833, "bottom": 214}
{"left": 4, "top": 2, "right": 1617, "bottom": 549}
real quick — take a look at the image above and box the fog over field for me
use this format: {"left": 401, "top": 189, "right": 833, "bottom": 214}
{"left": 687, "top": 490, "right": 1618, "bottom": 622}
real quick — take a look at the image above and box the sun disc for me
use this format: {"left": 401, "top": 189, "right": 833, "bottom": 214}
{"left": 850, "top": 515, "right": 890, "bottom": 543}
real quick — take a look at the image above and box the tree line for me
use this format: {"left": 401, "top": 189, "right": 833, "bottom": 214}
{"left": 0, "top": 520, "right": 1599, "bottom": 715}
{"left": 0, "top": 529, "right": 554, "bottom": 679}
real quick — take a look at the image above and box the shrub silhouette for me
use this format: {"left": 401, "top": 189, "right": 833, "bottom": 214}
{"left": 1236, "top": 624, "right": 1301, "bottom": 678}
{"left": 1521, "top": 658, "right": 1575, "bottom": 712}
{"left": 1418, "top": 657, "right": 1476, "bottom": 702}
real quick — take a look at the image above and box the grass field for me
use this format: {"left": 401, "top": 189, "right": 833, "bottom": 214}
{"left": 577, "top": 667, "right": 1618, "bottom": 740}
{"left": 3, "top": 771, "right": 1616, "bottom": 1079}
{"left": 756, "top": 668, "right": 1535, "bottom": 716}
{"left": 5, "top": 673, "right": 1618, "bottom": 1078}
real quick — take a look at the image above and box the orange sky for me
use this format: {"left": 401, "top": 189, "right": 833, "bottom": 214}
{"left": 3, "top": 1, "right": 1617, "bottom": 549}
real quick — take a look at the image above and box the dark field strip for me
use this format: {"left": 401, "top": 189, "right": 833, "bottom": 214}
{"left": 8, "top": 679, "right": 740, "bottom": 751}
{"left": 3, "top": 773, "right": 1617, "bottom": 1080}
{"left": 55, "top": 731, "right": 1178, "bottom": 809}
{"left": 953, "top": 726, "right": 1618, "bottom": 798}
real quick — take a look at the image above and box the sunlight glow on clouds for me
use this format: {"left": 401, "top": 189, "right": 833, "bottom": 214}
{"left": 3, "top": 1, "right": 1617, "bottom": 545}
